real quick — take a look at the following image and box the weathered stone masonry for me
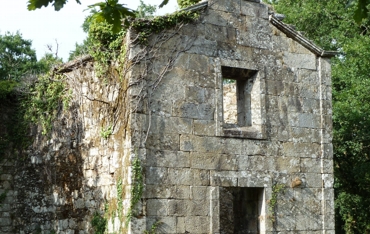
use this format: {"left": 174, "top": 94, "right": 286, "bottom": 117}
{"left": 0, "top": 0, "right": 336, "bottom": 233}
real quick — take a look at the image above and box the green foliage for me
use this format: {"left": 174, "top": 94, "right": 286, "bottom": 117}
{"left": 177, "top": 0, "right": 201, "bottom": 9}
{"left": 87, "top": 0, "right": 135, "bottom": 33}
{"left": 28, "top": 0, "right": 80, "bottom": 11}
{"left": 100, "top": 125, "right": 113, "bottom": 140}
{"left": 0, "top": 32, "right": 39, "bottom": 81}
{"left": 144, "top": 220, "right": 162, "bottom": 234}
{"left": 117, "top": 178, "right": 123, "bottom": 218}
{"left": 23, "top": 73, "right": 66, "bottom": 135}
{"left": 268, "top": 183, "right": 285, "bottom": 224}
{"left": 91, "top": 212, "right": 107, "bottom": 234}
{"left": 352, "top": 0, "right": 370, "bottom": 23}
{"left": 130, "top": 10, "right": 200, "bottom": 44}
{"left": 0, "top": 80, "right": 18, "bottom": 99}
{"left": 87, "top": 20, "right": 125, "bottom": 77}
{"left": 135, "top": 0, "right": 157, "bottom": 18}
{"left": 126, "top": 156, "right": 143, "bottom": 224}
{"left": 68, "top": 41, "right": 90, "bottom": 61}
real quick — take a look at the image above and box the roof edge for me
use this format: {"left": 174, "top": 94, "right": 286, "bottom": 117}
{"left": 180, "top": 1, "right": 209, "bottom": 12}
{"left": 269, "top": 15, "right": 337, "bottom": 58}
{"left": 55, "top": 55, "right": 93, "bottom": 74}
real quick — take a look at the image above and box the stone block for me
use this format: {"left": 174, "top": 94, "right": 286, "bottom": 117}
{"left": 237, "top": 25, "right": 273, "bottom": 50}
{"left": 303, "top": 173, "right": 322, "bottom": 188}
{"left": 145, "top": 167, "right": 168, "bottom": 185}
{"left": 180, "top": 135, "right": 223, "bottom": 153}
{"left": 295, "top": 214, "right": 321, "bottom": 231}
{"left": 146, "top": 133, "right": 180, "bottom": 151}
{"left": 167, "top": 168, "right": 192, "bottom": 185}
{"left": 173, "top": 102, "right": 215, "bottom": 120}
{"left": 187, "top": 54, "right": 210, "bottom": 73}
{"left": 168, "top": 200, "right": 188, "bottom": 216}
{"left": 283, "top": 52, "right": 317, "bottom": 70}
{"left": 298, "top": 69, "right": 319, "bottom": 84}
{"left": 288, "top": 39, "right": 312, "bottom": 54}
{"left": 191, "top": 169, "right": 210, "bottom": 186}
{"left": 275, "top": 215, "right": 296, "bottom": 231}
{"left": 190, "top": 186, "right": 209, "bottom": 200}
{"left": 193, "top": 120, "right": 216, "bottom": 136}
{"left": 322, "top": 174, "right": 334, "bottom": 188}
{"left": 146, "top": 199, "right": 168, "bottom": 216}
{"left": 149, "top": 216, "right": 176, "bottom": 233}
{"left": 150, "top": 116, "right": 193, "bottom": 135}
{"left": 209, "top": 0, "right": 241, "bottom": 15}
{"left": 185, "top": 216, "right": 210, "bottom": 233}
{"left": 240, "top": 0, "right": 268, "bottom": 19}
{"left": 297, "top": 113, "right": 320, "bottom": 128}
{"left": 144, "top": 185, "right": 190, "bottom": 199}
{"left": 147, "top": 150, "right": 190, "bottom": 168}
{"left": 203, "top": 24, "right": 230, "bottom": 42}
{"left": 185, "top": 86, "right": 215, "bottom": 105}
{"left": 190, "top": 152, "right": 222, "bottom": 170}
{"left": 282, "top": 142, "right": 321, "bottom": 158}
{"left": 96, "top": 174, "right": 113, "bottom": 186}
{"left": 322, "top": 159, "right": 333, "bottom": 174}
{"left": 176, "top": 217, "right": 186, "bottom": 233}
{"left": 242, "top": 140, "right": 267, "bottom": 156}
{"left": 203, "top": 10, "right": 245, "bottom": 28}
{"left": 188, "top": 200, "right": 209, "bottom": 216}
{"left": 210, "top": 171, "right": 238, "bottom": 187}
{"left": 248, "top": 155, "right": 275, "bottom": 171}
{"left": 238, "top": 171, "right": 271, "bottom": 187}
{"left": 300, "top": 158, "right": 321, "bottom": 173}
{"left": 222, "top": 138, "right": 243, "bottom": 154}
{"left": 275, "top": 156, "right": 300, "bottom": 173}
{"left": 299, "top": 84, "right": 321, "bottom": 100}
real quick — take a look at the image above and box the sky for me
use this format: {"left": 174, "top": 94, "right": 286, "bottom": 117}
{"left": 0, "top": 0, "right": 178, "bottom": 62}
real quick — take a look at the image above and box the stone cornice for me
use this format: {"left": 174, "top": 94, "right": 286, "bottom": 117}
{"left": 269, "top": 15, "right": 337, "bottom": 57}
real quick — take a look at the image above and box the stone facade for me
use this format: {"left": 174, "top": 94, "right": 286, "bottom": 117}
{"left": 127, "top": 0, "right": 335, "bottom": 233}
{"left": 0, "top": 0, "right": 335, "bottom": 233}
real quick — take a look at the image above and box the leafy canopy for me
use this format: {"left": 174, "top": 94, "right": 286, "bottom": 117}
{"left": 0, "top": 32, "right": 38, "bottom": 81}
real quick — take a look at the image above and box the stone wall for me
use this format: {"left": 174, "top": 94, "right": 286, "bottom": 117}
{"left": 0, "top": 60, "right": 133, "bottom": 233}
{"left": 0, "top": 0, "right": 334, "bottom": 233}
{"left": 127, "top": 0, "right": 334, "bottom": 233}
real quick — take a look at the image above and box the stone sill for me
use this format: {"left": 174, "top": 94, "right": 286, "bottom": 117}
{"left": 223, "top": 124, "right": 266, "bottom": 139}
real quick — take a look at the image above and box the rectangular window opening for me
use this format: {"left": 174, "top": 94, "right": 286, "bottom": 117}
{"left": 219, "top": 187, "right": 265, "bottom": 234}
{"left": 222, "top": 66, "right": 258, "bottom": 128}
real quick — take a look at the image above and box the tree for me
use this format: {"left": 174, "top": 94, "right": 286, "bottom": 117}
{"left": 136, "top": 0, "right": 156, "bottom": 18}
{"left": 269, "top": 0, "right": 370, "bottom": 233}
{"left": 0, "top": 32, "right": 38, "bottom": 81}
{"left": 68, "top": 0, "right": 157, "bottom": 61}
{"left": 351, "top": 0, "right": 370, "bottom": 23}
{"left": 27, "top": 0, "right": 169, "bottom": 33}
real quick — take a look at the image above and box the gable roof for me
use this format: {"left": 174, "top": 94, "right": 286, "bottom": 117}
{"left": 183, "top": 0, "right": 337, "bottom": 58}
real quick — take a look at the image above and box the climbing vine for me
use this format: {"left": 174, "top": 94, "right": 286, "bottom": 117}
{"left": 91, "top": 211, "right": 107, "bottom": 234}
{"left": 130, "top": 10, "right": 200, "bottom": 44}
{"left": 126, "top": 155, "right": 144, "bottom": 224}
{"left": 3, "top": 5, "right": 204, "bottom": 233}
{"left": 23, "top": 73, "right": 68, "bottom": 135}
{"left": 268, "top": 183, "right": 286, "bottom": 225}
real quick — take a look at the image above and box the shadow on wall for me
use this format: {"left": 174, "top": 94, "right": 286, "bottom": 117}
{"left": 10, "top": 101, "right": 107, "bottom": 234}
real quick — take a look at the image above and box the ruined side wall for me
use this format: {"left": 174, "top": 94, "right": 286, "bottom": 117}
{"left": 0, "top": 60, "right": 132, "bottom": 233}
{"left": 128, "top": 0, "right": 334, "bottom": 233}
